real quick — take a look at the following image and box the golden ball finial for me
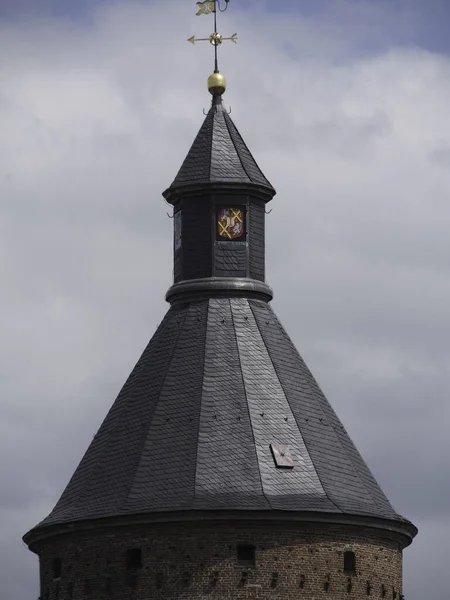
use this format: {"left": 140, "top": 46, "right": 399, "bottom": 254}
{"left": 208, "top": 72, "right": 226, "bottom": 95}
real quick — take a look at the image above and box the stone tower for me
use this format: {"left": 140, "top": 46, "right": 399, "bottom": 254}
{"left": 24, "top": 30, "right": 417, "bottom": 600}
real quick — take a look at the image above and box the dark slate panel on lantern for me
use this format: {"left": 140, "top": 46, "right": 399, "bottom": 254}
{"left": 194, "top": 298, "right": 268, "bottom": 509}
{"left": 214, "top": 242, "right": 247, "bottom": 277}
{"left": 248, "top": 200, "right": 265, "bottom": 281}
{"left": 181, "top": 198, "right": 212, "bottom": 280}
{"left": 173, "top": 203, "right": 183, "bottom": 282}
{"left": 174, "top": 249, "right": 183, "bottom": 283}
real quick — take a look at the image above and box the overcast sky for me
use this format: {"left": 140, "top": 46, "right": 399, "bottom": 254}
{"left": 1, "top": 0, "right": 450, "bottom": 598}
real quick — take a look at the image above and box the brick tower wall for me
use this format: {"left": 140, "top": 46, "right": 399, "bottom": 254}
{"left": 36, "top": 521, "right": 404, "bottom": 600}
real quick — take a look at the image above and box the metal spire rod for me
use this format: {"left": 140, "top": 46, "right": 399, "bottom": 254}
{"left": 213, "top": 1, "right": 219, "bottom": 72}
{"left": 188, "top": 0, "right": 236, "bottom": 75}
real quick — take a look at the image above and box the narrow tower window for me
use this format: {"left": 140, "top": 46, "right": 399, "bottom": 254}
{"left": 66, "top": 582, "right": 74, "bottom": 599}
{"left": 126, "top": 548, "right": 143, "bottom": 570}
{"left": 237, "top": 544, "right": 255, "bottom": 566}
{"left": 210, "top": 571, "right": 219, "bottom": 587}
{"left": 155, "top": 573, "right": 163, "bottom": 589}
{"left": 239, "top": 571, "right": 248, "bottom": 587}
{"left": 174, "top": 209, "right": 182, "bottom": 252}
{"left": 52, "top": 557, "right": 62, "bottom": 580}
{"left": 343, "top": 551, "right": 356, "bottom": 574}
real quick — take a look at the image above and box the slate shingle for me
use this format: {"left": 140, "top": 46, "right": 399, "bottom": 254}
{"left": 168, "top": 101, "right": 275, "bottom": 193}
{"left": 33, "top": 298, "right": 412, "bottom": 532}
{"left": 27, "top": 94, "right": 414, "bottom": 545}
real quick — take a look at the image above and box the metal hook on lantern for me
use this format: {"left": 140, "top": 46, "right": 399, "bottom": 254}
{"left": 217, "top": 0, "right": 230, "bottom": 12}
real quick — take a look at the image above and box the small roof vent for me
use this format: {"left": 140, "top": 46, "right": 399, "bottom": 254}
{"left": 270, "top": 443, "right": 294, "bottom": 469}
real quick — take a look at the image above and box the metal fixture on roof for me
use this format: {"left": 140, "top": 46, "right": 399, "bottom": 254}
{"left": 187, "top": 0, "right": 237, "bottom": 97}
{"left": 270, "top": 443, "right": 294, "bottom": 469}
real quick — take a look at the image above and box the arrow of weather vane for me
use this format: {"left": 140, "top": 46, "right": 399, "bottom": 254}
{"left": 188, "top": 0, "right": 237, "bottom": 71}
{"left": 188, "top": 32, "right": 237, "bottom": 45}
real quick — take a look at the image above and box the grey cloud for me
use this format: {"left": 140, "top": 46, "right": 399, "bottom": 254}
{"left": 1, "top": 1, "right": 448, "bottom": 599}
{"left": 428, "top": 146, "right": 450, "bottom": 166}
{"left": 298, "top": 110, "right": 392, "bottom": 158}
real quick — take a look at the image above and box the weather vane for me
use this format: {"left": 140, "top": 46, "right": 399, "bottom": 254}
{"left": 188, "top": 0, "right": 237, "bottom": 97}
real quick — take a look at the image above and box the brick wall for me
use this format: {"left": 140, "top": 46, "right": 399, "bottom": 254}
{"left": 36, "top": 521, "right": 403, "bottom": 600}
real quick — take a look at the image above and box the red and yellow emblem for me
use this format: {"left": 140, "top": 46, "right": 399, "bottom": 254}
{"left": 217, "top": 208, "right": 245, "bottom": 240}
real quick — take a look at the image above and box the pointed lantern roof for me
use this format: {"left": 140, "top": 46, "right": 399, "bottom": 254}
{"left": 164, "top": 96, "right": 275, "bottom": 199}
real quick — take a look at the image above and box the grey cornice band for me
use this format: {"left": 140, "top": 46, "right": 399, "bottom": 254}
{"left": 166, "top": 277, "right": 274, "bottom": 304}
{"left": 24, "top": 510, "right": 417, "bottom": 550}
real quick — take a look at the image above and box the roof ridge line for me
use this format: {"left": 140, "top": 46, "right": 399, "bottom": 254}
{"left": 283, "top": 326, "right": 382, "bottom": 509}
{"left": 192, "top": 300, "right": 210, "bottom": 504}
{"left": 63, "top": 318, "right": 176, "bottom": 522}
{"left": 120, "top": 308, "right": 189, "bottom": 513}
{"left": 251, "top": 301, "right": 380, "bottom": 512}
{"left": 222, "top": 109, "right": 252, "bottom": 183}
{"left": 248, "top": 300, "right": 342, "bottom": 514}
{"left": 229, "top": 298, "right": 271, "bottom": 509}
{"left": 206, "top": 104, "right": 215, "bottom": 183}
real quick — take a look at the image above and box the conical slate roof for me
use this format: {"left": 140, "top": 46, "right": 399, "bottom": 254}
{"left": 36, "top": 298, "right": 410, "bottom": 529}
{"left": 167, "top": 100, "right": 275, "bottom": 193}
{"left": 25, "top": 87, "right": 416, "bottom": 548}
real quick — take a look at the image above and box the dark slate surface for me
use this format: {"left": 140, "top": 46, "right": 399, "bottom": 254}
{"left": 125, "top": 302, "right": 208, "bottom": 512}
{"left": 180, "top": 198, "right": 212, "bottom": 280}
{"left": 41, "top": 305, "right": 185, "bottom": 524}
{"left": 194, "top": 299, "right": 268, "bottom": 509}
{"left": 169, "top": 101, "right": 274, "bottom": 192}
{"left": 248, "top": 201, "right": 265, "bottom": 281}
{"left": 214, "top": 242, "right": 247, "bottom": 278}
{"left": 249, "top": 300, "right": 399, "bottom": 518}
{"left": 35, "top": 298, "right": 409, "bottom": 530}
